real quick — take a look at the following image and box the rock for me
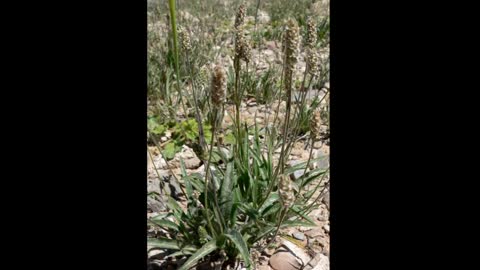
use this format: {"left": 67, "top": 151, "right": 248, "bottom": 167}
{"left": 147, "top": 178, "right": 162, "bottom": 194}
{"left": 303, "top": 253, "right": 329, "bottom": 270}
{"left": 324, "top": 82, "right": 330, "bottom": 89}
{"left": 292, "top": 232, "right": 305, "bottom": 241}
{"left": 160, "top": 136, "right": 168, "bottom": 142}
{"left": 147, "top": 196, "right": 166, "bottom": 212}
{"left": 323, "top": 224, "right": 330, "bottom": 233}
{"left": 281, "top": 239, "right": 311, "bottom": 265}
{"left": 269, "top": 250, "right": 302, "bottom": 270}
{"left": 257, "top": 265, "right": 272, "bottom": 270}
{"left": 173, "top": 146, "right": 201, "bottom": 169}
{"left": 305, "top": 228, "right": 325, "bottom": 239}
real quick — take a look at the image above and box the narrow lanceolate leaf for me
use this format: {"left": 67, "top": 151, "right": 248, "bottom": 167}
{"left": 147, "top": 237, "right": 180, "bottom": 250}
{"left": 290, "top": 205, "right": 317, "bottom": 225}
{"left": 165, "top": 249, "right": 195, "bottom": 258}
{"left": 225, "top": 230, "right": 251, "bottom": 269}
{"left": 253, "top": 226, "right": 275, "bottom": 243}
{"left": 220, "top": 161, "right": 234, "bottom": 223}
{"left": 149, "top": 217, "right": 179, "bottom": 231}
{"left": 259, "top": 192, "right": 280, "bottom": 214}
{"left": 280, "top": 220, "right": 317, "bottom": 228}
{"left": 180, "top": 158, "right": 193, "bottom": 199}
{"left": 178, "top": 239, "right": 218, "bottom": 270}
{"left": 284, "top": 157, "right": 326, "bottom": 174}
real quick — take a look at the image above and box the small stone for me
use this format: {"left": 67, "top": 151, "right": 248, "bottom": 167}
{"left": 305, "top": 228, "right": 325, "bottom": 238}
{"left": 323, "top": 224, "right": 330, "bottom": 233}
{"left": 292, "top": 232, "right": 305, "bottom": 241}
{"left": 257, "top": 265, "right": 272, "bottom": 270}
{"left": 269, "top": 250, "right": 301, "bottom": 270}
{"left": 160, "top": 136, "right": 168, "bottom": 142}
{"left": 147, "top": 196, "right": 166, "bottom": 212}
{"left": 147, "top": 178, "right": 162, "bottom": 194}
{"left": 303, "top": 253, "right": 329, "bottom": 270}
{"left": 281, "top": 240, "right": 311, "bottom": 265}
{"left": 324, "top": 82, "right": 330, "bottom": 89}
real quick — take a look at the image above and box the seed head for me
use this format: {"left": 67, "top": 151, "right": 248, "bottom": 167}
{"left": 235, "top": 26, "right": 251, "bottom": 63}
{"left": 211, "top": 65, "right": 227, "bottom": 106}
{"left": 310, "top": 109, "right": 322, "bottom": 140}
{"left": 196, "top": 65, "right": 210, "bottom": 90}
{"left": 178, "top": 26, "right": 192, "bottom": 52}
{"left": 307, "top": 48, "right": 320, "bottom": 76}
{"left": 306, "top": 18, "right": 317, "bottom": 49}
{"left": 234, "top": 4, "right": 246, "bottom": 30}
{"left": 283, "top": 19, "right": 299, "bottom": 94}
{"left": 279, "top": 175, "right": 295, "bottom": 208}
{"left": 284, "top": 19, "right": 299, "bottom": 72}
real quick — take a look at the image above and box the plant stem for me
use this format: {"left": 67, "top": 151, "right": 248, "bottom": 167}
{"left": 186, "top": 54, "right": 207, "bottom": 156}
{"left": 168, "top": 0, "right": 189, "bottom": 119}
{"left": 204, "top": 108, "right": 218, "bottom": 236}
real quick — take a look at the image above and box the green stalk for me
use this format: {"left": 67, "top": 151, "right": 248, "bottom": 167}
{"left": 185, "top": 54, "right": 207, "bottom": 156}
{"left": 167, "top": 0, "right": 188, "bottom": 119}
{"left": 203, "top": 108, "right": 221, "bottom": 236}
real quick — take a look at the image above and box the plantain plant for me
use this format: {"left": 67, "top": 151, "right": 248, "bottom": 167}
{"left": 148, "top": 1, "right": 329, "bottom": 269}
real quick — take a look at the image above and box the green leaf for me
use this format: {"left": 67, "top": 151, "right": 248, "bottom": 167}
{"left": 296, "top": 167, "right": 328, "bottom": 188}
{"left": 219, "top": 161, "right": 234, "bottom": 223}
{"left": 290, "top": 205, "right": 317, "bottom": 225}
{"left": 183, "top": 173, "right": 204, "bottom": 191}
{"left": 153, "top": 124, "right": 167, "bottom": 135}
{"left": 165, "top": 249, "right": 195, "bottom": 258}
{"left": 167, "top": 197, "right": 184, "bottom": 221}
{"left": 178, "top": 239, "right": 218, "bottom": 270}
{"left": 281, "top": 220, "right": 317, "bottom": 228}
{"left": 180, "top": 158, "right": 193, "bottom": 199}
{"left": 148, "top": 218, "right": 179, "bottom": 231}
{"left": 148, "top": 117, "right": 159, "bottom": 131}
{"left": 262, "top": 203, "right": 281, "bottom": 217}
{"left": 225, "top": 230, "right": 252, "bottom": 269}
{"left": 147, "top": 237, "right": 180, "bottom": 250}
{"left": 224, "top": 132, "right": 236, "bottom": 144}
{"left": 252, "top": 225, "right": 275, "bottom": 243}
{"left": 163, "top": 141, "right": 177, "bottom": 160}
{"left": 259, "top": 192, "right": 280, "bottom": 214}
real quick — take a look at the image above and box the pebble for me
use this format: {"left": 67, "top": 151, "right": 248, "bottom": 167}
{"left": 293, "top": 232, "right": 305, "bottom": 241}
